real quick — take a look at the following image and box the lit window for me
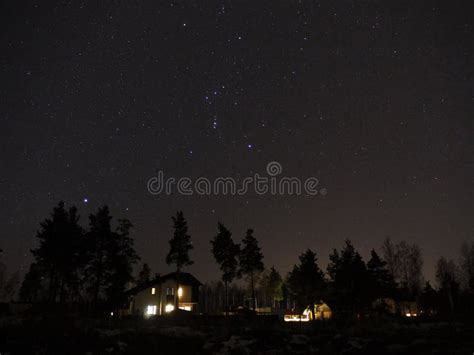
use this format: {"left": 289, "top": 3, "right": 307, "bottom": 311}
{"left": 151, "top": 287, "right": 156, "bottom": 295}
{"left": 178, "top": 305, "right": 192, "bottom": 311}
{"left": 146, "top": 305, "right": 157, "bottom": 316}
{"left": 166, "top": 287, "right": 175, "bottom": 296}
{"left": 165, "top": 304, "right": 175, "bottom": 313}
{"left": 178, "top": 287, "right": 183, "bottom": 298}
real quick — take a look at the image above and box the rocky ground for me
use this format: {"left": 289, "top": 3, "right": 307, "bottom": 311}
{"left": 0, "top": 315, "right": 472, "bottom": 354}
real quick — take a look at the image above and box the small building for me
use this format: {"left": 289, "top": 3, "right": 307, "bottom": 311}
{"left": 126, "top": 272, "right": 202, "bottom": 316}
{"left": 307, "top": 302, "right": 332, "bottom": 320}
{"left": 284, "top": 302, "right": 332, "bottom": 322}
{"left": 372, "top": 298, "right": 420, "bottom": 317}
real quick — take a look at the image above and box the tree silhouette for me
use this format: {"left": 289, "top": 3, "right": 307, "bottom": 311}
{"left": 104, "top": 218, "right": 139, "bottom": 308}
{"left": 381, "top": 238, "right": 424, "bottom": 299}
{"left": 287, "top": 249, "right": 326, "bottom": 320}
{"left": 85, "top": 206, "right": 139, "bottom": 307}
{"left": 367, "top": 249, "right": 396, "bottom": 301}
{"left": 19, "top": 263, "right": 43, "bottom": 302}
{"left": 0, "top": 250, "right": 20, "bottom": 302}
{"left": 327, "top": 240, "right": 370, "bottom": 315}
{"left": 239, "top": 228, "right": 264, "bottom": 310}
{"left": 460, "top": 241, "right": 474, "bottom": 292}
{"left": 398, "top": 242, "right": 424, "bottom": 298}
{"left": 137, "top": 263, "right": 152, "bottom": 285}
{"left": 166, "top": 211, "right": 193, "bottom": 309}
{"left": 85, "top": 206, "right": 114, "bottom": 304}
{"left": 30, "top": 201, "right": 84, "bottom": 303}
{"left": 381, "top": 238, "right": 401, "bottom": 283}
{"left": 420, "top": 281, "right": 438, "bottom": 315}
{"left": 211, "top": 222, "right": 240, "bottom": 315}
{"left": 260, "top": 266, "right": 284, "bottom": 308}
{"left": 436, "top": 257, "right": 459, "bottom": 313}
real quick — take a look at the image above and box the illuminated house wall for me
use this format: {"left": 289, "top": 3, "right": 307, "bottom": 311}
{"left": 126, "top": 272, "right": 202, "bottom": 316}
{"left": 159, "top": 279, "right": 196, "bottom": 313}
{"left": 283, "top": 302, "right": 333, "bottom": 322}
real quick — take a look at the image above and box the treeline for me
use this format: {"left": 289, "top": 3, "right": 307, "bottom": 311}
{"left": 203, "top": 218, "right": 474, "bottom": 317}
{"left": 201, "top": 239, "right": 474, "bottom": 318}
{"left": 0, "top": 249, "right": 20, "bottom": 303}
{"left": 4, "top": 202, "right": 474, "bottom": 319}
{"left": 19, "top": 202, "right": 139, "bottom": 309}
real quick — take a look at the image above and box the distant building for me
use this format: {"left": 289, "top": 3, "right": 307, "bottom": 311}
{"left": 283, "top": 302, "right": 332, "bottom": 322}
{"left": 125, "top": 272, "right": 202, "bottom": 316}
{"left": 372, "top": 298, "right": 420, "bottom": 317}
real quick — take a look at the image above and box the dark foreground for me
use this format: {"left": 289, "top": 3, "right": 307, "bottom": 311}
{"left": 0, "top": 314, "right": 472, "bottom": 354}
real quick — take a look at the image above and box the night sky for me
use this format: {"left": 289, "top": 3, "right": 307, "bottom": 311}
{"left": 1, "top": 1, "right": 472, "bottom": 283}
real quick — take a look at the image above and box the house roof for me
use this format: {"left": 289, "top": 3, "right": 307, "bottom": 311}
{"left": 125, "top": 272, "right": 202, "bottom": 295}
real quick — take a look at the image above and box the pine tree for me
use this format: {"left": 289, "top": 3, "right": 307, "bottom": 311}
{"left": 0, "top": 250, "right": 20, "bottom": 302}
{"left": 327, "top": 239, "right": 370, "bottom": 315}
{"left": 85, "top": 206, "right": 139, "bottom": 307}
{"left": 166, "top": 211, "right": 193, "bottom": 309}
{"left": 260, "top": 266, "right": 284, "bottom": 308}
{"left": 105, "top": 218, "right": 139, "bottom": 307}
{"left": 239, "top": 228, "right": 264, "bottom": 310}
{"left": 420, "top": 281, "right": 438, "bottom": 314}
{"left": 210, "top": 222, "right": 240, "bottom": 315}
{"left": 367, "top": 249, "right": 396, "bottom": 301}
{"left": 85, "top": 206, "right": 114, "bottom": 304}
{"left": 30, "top": 201, "right": 84, "bottom": 302}
{"left": 19, "top": 263, "right": 43, "bottom": 302}
{"left": 287, "top": 249, "right": 325, "bottom": 320}
{"left": 137, "top": 263, "right": 152, "bottom": 285}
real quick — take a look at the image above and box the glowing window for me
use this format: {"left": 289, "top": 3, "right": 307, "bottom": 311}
{"left": 146, "top": 305, "right": 157, "bottom": 316}
{"left": 179, "top": 305, "right": 192, "bottom": 311}
{"left": 151, "top": 287, "right": 156, "bottom": 295}
{"left": 165, "top": 304, "right": 175, "bottom": 313}
{"left": 178, "top": 287, "right": 183, "bottom": 298}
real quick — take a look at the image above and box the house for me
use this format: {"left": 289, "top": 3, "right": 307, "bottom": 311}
{"left": 283, "top": 302, "right": 332, "bottom": 322}
{"left": 372, "top": 298, "right": 420, "bottom": 317}
{"left": 126, "top": 272, "right": 202, "bottom": 316}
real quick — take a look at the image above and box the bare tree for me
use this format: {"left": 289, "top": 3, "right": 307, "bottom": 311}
{"left": 402, "top": 243, "right": 423, "bottom": 297}
{"left": 381, "top": 238, "right": 401, "bottom": 280}
{"left": 436, "top": 257, "right": 460, "bottom": 312}
{"left": 0, "top": 251, "right": 20, "bottom": 302}
{"left": 459, "top": 241, "right": 474, "bottom": 291}
{"left": 381, "top": 238, "right": 423, "bottom": 298}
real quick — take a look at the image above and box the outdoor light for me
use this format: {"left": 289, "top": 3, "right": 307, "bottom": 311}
{"left": 178, "top": 287, "right": 183, "bottom": 298}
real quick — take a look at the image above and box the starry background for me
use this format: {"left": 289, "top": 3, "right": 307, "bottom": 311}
{"left": 1, "top": 0, "right": 472, "bottom": 282}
